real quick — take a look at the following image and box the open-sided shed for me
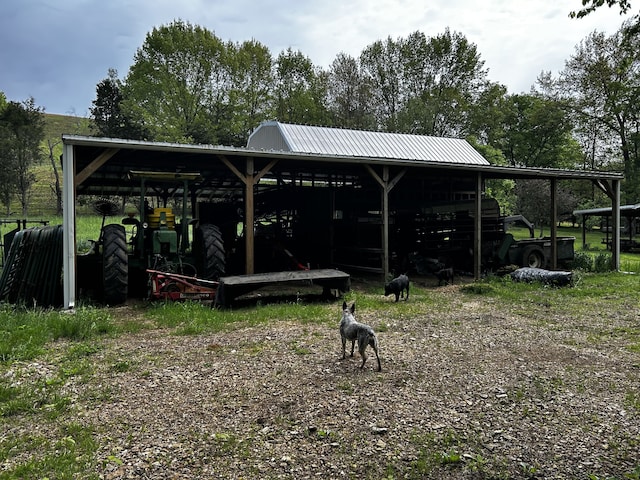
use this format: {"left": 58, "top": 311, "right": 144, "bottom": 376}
{"left": 61, "top": 121, "right": 624, "bottom": 308}
{"left": 574, "top": 203, "right": 640, "bottom": 252}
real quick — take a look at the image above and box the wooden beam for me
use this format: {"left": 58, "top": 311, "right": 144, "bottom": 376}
{"left": 245, "top": 158, "right": 255, "bottom": 274}
{"left": 364, "top": 165, "right": 407, "bottom": 279}
{"left": 612, "top": 179, "right": 621, "bottom": 270}
{"left": 219, "top": 155, "right": 246, "bottom": 183}
{"left": 218, "top": 156, "right": 278, "bottom": 275}
{"left": 75, "top": 148, "right": 118, "bottom": 186}
{"left": 550, "top": 178, "right": 558, "bottom": 270}
{"left": 474, "top": 173, "right": 482, "bottom": 280}
{"left": 593, "top": 179, "right": 614, "bottom": 198}
{"left": 255, "top": 159, "right": 278, "bottom": 183}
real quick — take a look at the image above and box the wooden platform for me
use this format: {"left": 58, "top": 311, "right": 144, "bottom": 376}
{"left": 214, "top": 269, "right": 351, "bottom": 307}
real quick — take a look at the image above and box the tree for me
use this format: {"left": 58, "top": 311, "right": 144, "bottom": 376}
{"left": 226, "top": 39, "right": 275, "bottom": 146}
{"left": 558, "top": 23, "right": 640, "bottom": 202}
{"left": 46, "top": 139, "right": 63, "bottom": 215}
{"left": 359, "top": 36, "right": 402, "bottom": 131}
{"left": 326, "top": 53, "right": 375, "bottom": 129}
{"left": 359, "top": 30, "right": 491, "bottom": 137}
{"left": 516, "top": 179, "right": 579, "bottom": 236}
{"left": 273, "top": 48, "right": 330, "bottom": 125}
{"left": 570, "top": 0, "right": 632, "bottom": 18}
{"left": 90, "top": 68, "right": 147, "bottom": 139}
{"left": 398, "top": 29, "right": 489, "bottom": 137}
{"left": 0, "top": 98, "right": 45, "bottom": 215}
{"left": 501, "top": 93, "right": 581, "bottom": 169}
{"left": 122, "top": 20, "right": 228, "bottom": 143}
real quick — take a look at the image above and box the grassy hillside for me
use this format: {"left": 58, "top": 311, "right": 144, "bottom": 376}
{"left": 17, "top": 114, "right": 94, "bottom": 217}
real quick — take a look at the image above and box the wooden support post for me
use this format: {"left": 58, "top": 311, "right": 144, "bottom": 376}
{"left": 219, "top": 156, "right": 278, "bottom": 275}
{"left": 364, "top": 165, "right": 406, "bottom": 279}
{"left": 474, "top": 173, "right": 482, "bottom": 280}
{"left": 550, "top": 178, "right": 558, "bottom": 270}
{"left": 245, "top": 158, "right": 255, "bottom": 274}
{"left": 382, "top": 167, "right": 389, "bottom": 280}
{"left": 612, "top": 179, "right": 621, "bottom": 270}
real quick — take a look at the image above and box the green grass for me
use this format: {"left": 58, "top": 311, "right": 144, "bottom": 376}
{"left": 146, "top": 299, "right": 335, "bottom": 335}
{"left": 0, "top": 305, "right": 115, "bottom": 363}
{"left": 0, "top": 271, "right": 639, "bottom": 478}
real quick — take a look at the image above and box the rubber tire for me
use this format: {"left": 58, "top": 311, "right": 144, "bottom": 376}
{"left": 521, "top": 245, "right": 545, "bottom": 269}
{"left": 194, "top": 224, "right": 226, "bottom": 280}
{"left": 102, "top": 224, "right": 128, "bottom": 305}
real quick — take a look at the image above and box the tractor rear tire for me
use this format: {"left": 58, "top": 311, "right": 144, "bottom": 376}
{"left": 194, "top": 224, "right": 226, "bottom": 280}
{"left": 522, "top": 245, "right": 545, "bottom": 269}
{"left": 102, "top": 224, "right": 128, "bottom": 305}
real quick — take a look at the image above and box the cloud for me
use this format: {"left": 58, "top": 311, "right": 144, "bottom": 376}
{"left": 0, "top": 0, "right": 635, "bottom": 114}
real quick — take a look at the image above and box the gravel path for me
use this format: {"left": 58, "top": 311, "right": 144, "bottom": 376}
{"left": 64, "top": 282, "right": 640, "bottom": 479}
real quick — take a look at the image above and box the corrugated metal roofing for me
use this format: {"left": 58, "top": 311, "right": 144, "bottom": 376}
{"left": 574, "top": 203, "right": 640, "bottom": 216}
{"left": 247, "top": 121, "right": 490, "bottom": 166}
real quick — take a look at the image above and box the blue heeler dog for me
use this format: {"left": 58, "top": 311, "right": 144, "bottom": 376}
{"left": 340, "top": 302, "right": 381, "bottom": 371}
{"left": 384, "top": 273, "right": 409, "bottom": 302}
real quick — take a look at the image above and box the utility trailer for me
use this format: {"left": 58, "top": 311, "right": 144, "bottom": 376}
{"left": 332, "top": 197, "right": 575, "bottom": 275}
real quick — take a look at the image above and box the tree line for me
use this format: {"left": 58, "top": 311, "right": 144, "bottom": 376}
{"left": 1, "top": 3, "right": 638, "bottom": 223}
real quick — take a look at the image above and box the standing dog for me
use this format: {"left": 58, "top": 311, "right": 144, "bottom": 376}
{"left": 384, "top": 273, "right": 410, "bottom": 302}
{"left": 340, "top": 302, "right": 381, "bottom": 371}
{"left": 435, "top": 267, "right": 454, "bottom": 286}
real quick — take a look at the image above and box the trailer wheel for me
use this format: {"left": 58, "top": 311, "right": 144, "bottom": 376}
{"left": 102, "top": 224, "right": 128, "bottom": 305}
{"left": 522, "top": 245, "right": 545, "bottom": 269}
{"left": 194, "top": 224, "right": 226, "bottom": 280}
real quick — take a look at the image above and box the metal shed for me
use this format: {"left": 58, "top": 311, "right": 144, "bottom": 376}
{"left": 61, "top": 121, "right": 624, "bottom": 309}
{"left": 573, "top": 203, "right": 640, "bottom": 251}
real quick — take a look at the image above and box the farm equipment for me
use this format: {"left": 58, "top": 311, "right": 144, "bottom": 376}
{"left": 147, "top": 269, "right": 218, "bottom": 301}
{"left": 77, "top": 172, "right": 225, "bottom": 305}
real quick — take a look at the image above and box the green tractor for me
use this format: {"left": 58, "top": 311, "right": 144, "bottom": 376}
{"left": 77, "top": 172, "right": 225, "bottom": 305}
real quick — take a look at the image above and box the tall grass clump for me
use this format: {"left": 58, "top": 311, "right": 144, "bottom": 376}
{"left": 570, "top": 251, "right": 593, "bottom": 271}
{"left": 146, "top": 299, "right": 336, "bottom": 335}
{"left": 593, "top": 252, "right": 614, "bottom": 273}
{"left": 0, "top": 304, "right": 115, "bottom": 363}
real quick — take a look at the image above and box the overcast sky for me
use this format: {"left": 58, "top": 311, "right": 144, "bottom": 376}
{"left": 0, "top": 0, "right": 635, "bottom": 116}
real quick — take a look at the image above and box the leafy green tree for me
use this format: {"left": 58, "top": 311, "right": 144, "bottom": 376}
{"left": 558, "top": 22, "right": 640, "bottom": 202}
{"left": 398, "top": 29, "right": 489, "bottom": 137}
{"left": 359, "top": 30, "right": 491, "bottom": 137}
{"left": 90, "top": 68, "right": 147, "bottom": 139}
{"left": 468, "top": 137, "right": 516, "bottom": 215}
{"left": 0, "top": 98, "right": 45, "bottom": 215}
{"left": 501, "top": 93, "right": 581, "bottom": 169}
{"left": 570, "top": 0, "right": 632, "bottom": 18}
{"left": 359, "top": 36, "right": 402, "bottom": 131}
{"left": 466, "top": 82, "right": 509, "bottom": 147}
{"left": 273, "top": 48, "right": 330, "bottom": 125}
{"left": 122, "top": 20, "right": 227, "bottom": 143}
{"left": 326, "top": 53, "right": 375, "bottom": 129}
{"left": 226, "top": 39, "right": 275, "bottom": 146}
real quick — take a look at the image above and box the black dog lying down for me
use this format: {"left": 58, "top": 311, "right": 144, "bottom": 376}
{"left": 384, "top": 273, "right": 409, "bottom": 302}
{"left": 340, "top": 302, "right": 381, "bottom": 371}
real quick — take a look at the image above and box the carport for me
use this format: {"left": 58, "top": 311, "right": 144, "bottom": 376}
{"left": 573, "top": 203, "right": 640, "bottom": 252}
{"left": 61, "top": 121, "right": 624, "bottom": 309}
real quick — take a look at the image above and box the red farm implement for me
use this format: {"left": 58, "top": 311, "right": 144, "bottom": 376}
{"left": 147, "top": 269, "right": 218, "bottom": 301}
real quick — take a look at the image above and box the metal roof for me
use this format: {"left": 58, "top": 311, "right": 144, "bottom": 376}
{"left": 574, "top": 203, "right": 640, "bottom": 216}
{"left": 247, "top": 121, "right": 490, "bottom": 165}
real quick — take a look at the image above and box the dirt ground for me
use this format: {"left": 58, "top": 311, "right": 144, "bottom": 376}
{"left": 12, "top": 277, "right": 640, "bottom": 479}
